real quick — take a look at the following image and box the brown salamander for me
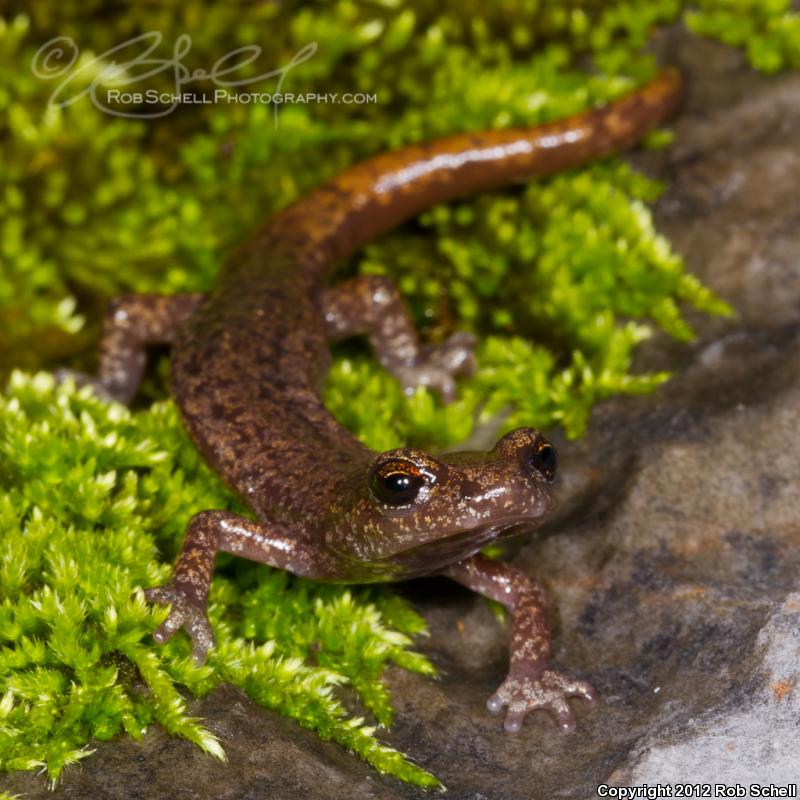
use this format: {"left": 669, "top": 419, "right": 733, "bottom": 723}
{"left": 67, "top": 69, "right": 681, "bottom": 733}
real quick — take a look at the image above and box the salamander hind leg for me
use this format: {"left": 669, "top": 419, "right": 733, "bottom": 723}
{"left": 56, "top": 293, "right": 204, "bottom": 405}
{"left": 444, "top": 555, "right": 597, "bottom": 733}
{"left": 322, "top": 275, "right": 476, "bottom": 403}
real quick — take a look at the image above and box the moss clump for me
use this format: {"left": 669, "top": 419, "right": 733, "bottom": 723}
{"left": 0, "top": 373, "right": 439, "bottom": 788}
{"left": 0, "top": 0, "right": 797, "bottom": 790}
{"left": 687, "top": 0, "right": 800, "bottom": 73}
{"left": 334, "top": 160, "right": 731, "bottom": 447}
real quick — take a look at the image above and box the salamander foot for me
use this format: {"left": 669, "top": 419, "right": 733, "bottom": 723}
{"left": 144, "top": 583, "right": 215, "bottom": 664}
{"left": 396, "top": 331, "right": 477, "bottom": 403}
{"left": 487, "top": 668, "right": 597, "bottom": 733}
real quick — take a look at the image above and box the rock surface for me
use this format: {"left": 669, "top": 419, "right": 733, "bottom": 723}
{"left": 4, "top": 26, "right": 800, "bottom": 800}
{"left": 621, "top": 594, "right": 800, "bottom": 791}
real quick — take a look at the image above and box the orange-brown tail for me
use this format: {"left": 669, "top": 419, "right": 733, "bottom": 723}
{"left": 270, "top": 68, "right": 682, "bottom": 268}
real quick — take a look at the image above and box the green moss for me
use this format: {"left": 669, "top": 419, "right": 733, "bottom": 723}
{"left": 687, "top": 0, "right": 800, "bottom": 73}
{"left": 0, "top": 0, "right": 797, "bottom": 790}
{"left": 0, "top": 373, "right": 439, "bottom": 788}
{"left": 328, "top": 160, "right": 730, "bottom": 446}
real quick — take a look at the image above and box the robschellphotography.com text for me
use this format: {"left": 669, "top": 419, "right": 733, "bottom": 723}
{"left": 596, "top": 784, "right": 798, "bottom": 799}
{"left": 106, "top": 89, "right": 378, "bottom": 106}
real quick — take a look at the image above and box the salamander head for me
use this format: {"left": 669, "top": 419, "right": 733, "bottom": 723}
{"left": 327, "top": 427, "right": 557, "bottom": 578}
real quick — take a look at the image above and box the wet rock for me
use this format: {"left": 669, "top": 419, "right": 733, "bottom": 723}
{"left": 4, "top": 26, "right": 800, "bottom": 800}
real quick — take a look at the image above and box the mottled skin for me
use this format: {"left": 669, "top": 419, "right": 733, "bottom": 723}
{"left": 66, "top": 70, "right": 681, "bottom": 733}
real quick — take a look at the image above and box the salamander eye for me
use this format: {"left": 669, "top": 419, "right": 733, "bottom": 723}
{"left": 529, "top": 439, "right": 557, "bottom": 481}
{"left": 370, "top": 461, "right": 427, "bottom": 506}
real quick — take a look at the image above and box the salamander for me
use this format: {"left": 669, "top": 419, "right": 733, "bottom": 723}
{"left": 66, "top": 68, "right": 681, "bottom": 733}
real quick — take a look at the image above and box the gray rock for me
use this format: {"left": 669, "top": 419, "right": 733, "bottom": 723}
{"left": 4, "top": 26, "right": 800, "bottom": 800}
{"left": 618, "top": 595, "right": 800, "bottom": 792}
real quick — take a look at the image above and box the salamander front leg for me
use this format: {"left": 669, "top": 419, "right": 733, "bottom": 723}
{"left": 322, "top": 275, "right": 476, "bottom": 402}
{"left": 56, "top": 293, "right": 203, "bottom": 404}
{"left": 145, "top": 510, "right": 322, "bottom": 662}
{"left": 443, "top": 554, "right": 597, "bottom": 733}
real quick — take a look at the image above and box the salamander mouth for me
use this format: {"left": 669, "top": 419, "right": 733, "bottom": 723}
{"left": 390, "top": 517, "right": 539, "bottom": 569}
